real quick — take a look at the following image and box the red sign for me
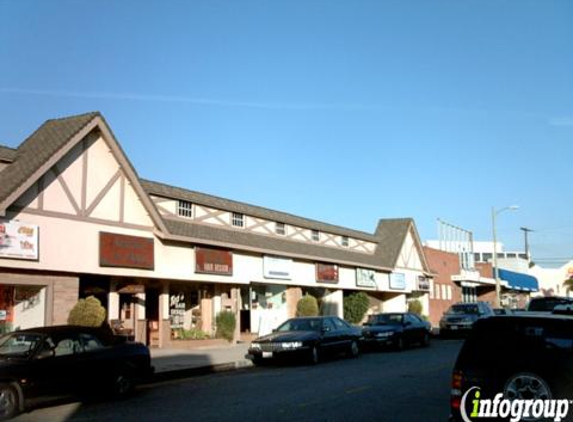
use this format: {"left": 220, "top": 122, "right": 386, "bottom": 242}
{"left": 316, "top": 263, "right": 339, "bottom": 283}
{"left": 196, "top": 247, "right": 233, "bottom": 275}
{"left": 99, "top": 232, "right": 154, "bottom": 270}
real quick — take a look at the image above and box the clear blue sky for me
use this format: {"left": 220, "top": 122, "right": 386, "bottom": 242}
{"left": 1, "top": 0, "right": 572, "bottom": 266}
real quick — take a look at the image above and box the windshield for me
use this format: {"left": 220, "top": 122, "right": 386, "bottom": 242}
{"left": 366, "top": 314, "right": 403, "bottom": 325}
{"left": 277, "top": 318, "right": 322, "bottom": 332}
{"left": 0, "top": 333, "right": 43, "bottom": 358}
{"left": 448, "top": 304, "right": 479, "bottom": 315}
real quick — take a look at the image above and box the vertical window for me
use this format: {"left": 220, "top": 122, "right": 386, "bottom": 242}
{"left": 312, "top": 230, "right": 320, "bottom": 242}
{"left": 177, "top": 200, "right": 193, "bottom": 218}
{"left": 275, "top": 222, "right": 286, "bottom": 236}
{"left": 232, "top": 212, "right": 244, "bottom": 228}
{"left": 441, "top": 285, "right": 447, "bottom": 301}
{"left": 429, "top": 280, "right": 435, "bottom": 299}
{"left": 341, "top": 236, "right": 349, "bottom": 247}
{"left": 435, "top": 284, "right": 441, "bottom": 300}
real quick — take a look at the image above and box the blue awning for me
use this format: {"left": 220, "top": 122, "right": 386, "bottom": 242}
{"left": 497, "top": 268, "right": 539, "bottom": 292}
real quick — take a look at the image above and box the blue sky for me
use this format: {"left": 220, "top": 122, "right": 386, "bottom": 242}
{"left": 1, "top": 0, "right": 572, "bottom": 266}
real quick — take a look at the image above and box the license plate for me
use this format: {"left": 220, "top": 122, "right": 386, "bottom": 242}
{"left": 450, "top": 326, "right": 458, "bottom": 330}
{"left": 262, "top": 351, "right": 273, "bottom": 358}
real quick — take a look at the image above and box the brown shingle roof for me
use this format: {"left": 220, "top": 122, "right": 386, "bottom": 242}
{"left": 0, "top": 112, "right": 100, "bottom": 206}
{"left": 0, "top": 146, "right": 17, "bottom": 162}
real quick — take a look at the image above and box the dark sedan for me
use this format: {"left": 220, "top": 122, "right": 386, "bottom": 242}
{"left": 361, "top": 312, "right": 431, "bottom": 351}
{"left": 246, "top": 316, "right": 361, "bottom": 365}
{"left": 0, "top": 325, "right": 153, "bottom": 419}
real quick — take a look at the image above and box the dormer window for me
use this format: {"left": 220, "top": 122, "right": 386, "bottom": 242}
{"left": 341, "top": 236, "right": 349, "bottom": 247}
{"left": 275, "top": 222, "right": 286, "bottom": 236}
{"left": 312, "top": 230, "right": 320, "bottom": 242}
{"left": 177, "top": 200, "right": 193, "bottom": 218}
{"left": 232, "top": 212, "right": 244, "bottom": 228}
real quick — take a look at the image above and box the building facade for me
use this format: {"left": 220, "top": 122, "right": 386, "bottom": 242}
{"left": 0, "top": 112, "right": 432, "bottom": 346}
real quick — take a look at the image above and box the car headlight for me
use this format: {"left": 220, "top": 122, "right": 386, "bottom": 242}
{"left": 251, "top": 342, "right": 261, "bottom": 350}
{"left": 280, "top": 341, "right": 303, "bottom": 349}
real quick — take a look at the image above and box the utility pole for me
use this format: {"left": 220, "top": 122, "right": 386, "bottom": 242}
{"left": 520, "top": 227, "right": 534, "bottom": 260}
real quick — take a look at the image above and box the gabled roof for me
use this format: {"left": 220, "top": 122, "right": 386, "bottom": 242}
{"left": 0, "top": 146, "right": 17, "bottom": 162}
{"left": 0, "top": 112, "right": 167, "bottom": 232}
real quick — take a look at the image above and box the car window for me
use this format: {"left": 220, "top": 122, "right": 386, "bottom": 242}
{"left": 448, "top": 304, "right": 479, "bottom": 314}
{"left": 409, "top": 314, "right": 424, "bottom": 323}
{"left": 332, "top": 318, "right": 348, "bottom": 330}
{"left": 54, "top": 336, "right": 82, "bottom": 357}
{"left": 367, "top": 314, "right": 403, "bottom": 325}
{"left": 277, "top": 318, "right": 322, "bottom": 332}
{"left": 79, "top": 333, "right": 104, "bottom": 352}
{"left": 0, "top": 333, "right": 42, "bottom": 358}
{"left": 404, "top": 314, "right": 417, "bottom": 324}
{"left": 322, "top": 318, "right": 336, "bottom": 332}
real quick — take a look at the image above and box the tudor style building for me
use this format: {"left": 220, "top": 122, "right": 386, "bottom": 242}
{"left": 0, "top": 112, "right": 432, "bottom": 347}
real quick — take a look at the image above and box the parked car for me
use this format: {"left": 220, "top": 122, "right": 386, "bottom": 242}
{"left": 450, "top": 314, "right": 573, "bottom": 422}
{"left": 439, "top": 302, "right": 494, "bottom": 337}
{"left": 245, "top": 316, "right": 361, "bottom": 365}
{"left": 527, "top": 296, "right": 573, "bottom": 312}
{"left": 361, "top": 312, "right": 431, "bottom": 350}
{"left": 0, "top": 325, "right": 153, "bottom": 420}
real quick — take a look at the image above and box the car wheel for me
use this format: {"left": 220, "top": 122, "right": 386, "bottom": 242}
{"left": 504, "top": 372, "right": 552, "bottom": 401}
{"left": 112, "top": 370, "right": 135, "bottom": 397}
{"left": 251, "top": 356, "right": 263, "bottom": 366}
{"left": 309, "top": 346, "right": 320, "bottom": 365}
{"left": 421, "top": 333, "right": 430, "bottom": 347}
{"left": 0, "top": 383, "right": 18, "bottom": 420}
{"left": 395, "top": 337, "right": 404, "bottom": 352}
{"left": 347, "top": 340, "right": 359, "bottom": 358}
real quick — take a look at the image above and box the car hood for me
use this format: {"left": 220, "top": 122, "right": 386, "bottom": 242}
{"left": 254, "top": 331, "right": 320, "bottom": 343}
{"left": 363, "top": 325, "right": 401, "bottom": 334}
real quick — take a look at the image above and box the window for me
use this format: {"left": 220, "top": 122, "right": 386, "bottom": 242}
{"left": 177, "top": 200, "right": 193, "bottom": 218}
{"left": 275, "top": 222, "right": 286, "bottom": 236}
{"left": 435, "top": 284, "right": 441, "bottom": 300}
{"left": 232, "top": 212, "right": 244, "bottom": 228}
{"left": 79, "top": 333, "right": 104, "bottom": 352}
{"left": 441, "top": 285, "right": 447, "bottom": 301}
{"left": 311, "top": 230, "right": 320, "bottom": 242}
{"left": 341, "top": 236, "right": 349, "bottom": 247}
{"left": 429, "top": 280, "right": 434, "bottom": 299}
{"left": 482, "top": 253, "right": 492, "bottom": 262}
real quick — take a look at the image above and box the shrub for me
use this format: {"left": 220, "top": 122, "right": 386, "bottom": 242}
{"left": 215, "top": 311, "right": 236, "bottom": 342}
{"left": 173, "top": 328, "right": 210, "bottom": 340}
{"left": 343, "top": 292, "right": 369, "bottom": 324}
{"left": 296, "top": 294, "right": 319, "bottom": 317}
{"left": 408, "top": 299, "right": 423, "bottom": 316}
{"left": 68, "top": 296, "right": 106, "bottom": 327}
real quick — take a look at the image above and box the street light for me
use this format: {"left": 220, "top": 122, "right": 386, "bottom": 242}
{"left": 492, "top": 205, "right": 519, "bottom": 308}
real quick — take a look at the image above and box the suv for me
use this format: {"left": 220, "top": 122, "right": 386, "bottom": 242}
{"left": 450, "top": 315, "right": 573, "bottom": 422}
{"left": 439, "top": 302, "right": 494, "bottom": 337}
{"left": 527, "top": 296, "right": 573, "bottom": 312}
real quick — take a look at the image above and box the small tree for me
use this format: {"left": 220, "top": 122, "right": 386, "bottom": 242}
{"left": 343, "top": 292, "right": 369, "bottom": 324}
{"left": 408, "top": 299, "right": 423, "bottom": 316}
{"left": 215, "top": 311, "right": 236, "bottom": 343}
{"left": 296, "top": 294, "right": 319, "bottom": 317}
{"left": 564, "top": 277, "right": 573, "bottom": 294}
{"left": 68, "top": 296, "right": 106, "bottom": 327}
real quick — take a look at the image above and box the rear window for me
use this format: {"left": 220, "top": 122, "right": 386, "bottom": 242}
{"left": 448, "top": 304, "right": 479, "bottom": 315}
{"left": 528, "top": 297, "right": 573, "bottom": 312}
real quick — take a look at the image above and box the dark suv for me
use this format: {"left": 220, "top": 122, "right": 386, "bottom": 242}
{"left": 439, "top": 302, "right": 494, "bottom": 337}
{"left": 450, "top": 315, "right": 573, "bottom": 422}
{"left": 527, "top": 296, "right": 573, "bottom": 312}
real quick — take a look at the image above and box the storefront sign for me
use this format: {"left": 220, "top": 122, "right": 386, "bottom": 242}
{"left": 263, "top": 256, "right": 292, "bottom": 280}
{"left": 196, "top": 247, "right": 233, "bottom": 275}
{"left": 389, "top": 272, "right": 406, "bottom": 290}
{"left": 170, "top": 293, "right": 185, "bottom": 329}
{"left": 417, "top": 276, "right": 430, "bottom": 291}
{"left": 356, "top": 268, "right": 377, "bottom": 288}
{"left": 316, "top": 263, "right": 339, "bottom": 284}
{"left": 99, "top": 232, "right": 154, "bottom": 270}
{"left": 0, "top": 221, "right": 39, "bottom": 260}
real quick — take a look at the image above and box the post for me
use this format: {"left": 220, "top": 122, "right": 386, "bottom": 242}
{"left": 492, "top": 207, "right": 501, "bottom": 308}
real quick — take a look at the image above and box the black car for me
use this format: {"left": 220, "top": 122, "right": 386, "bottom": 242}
{"left": 361, "top": 312, "right": 431, "bottom": 350}
{"left": 493, "top": 308, "right": 513, "bottom": 316}
{"left": 450, "top": 315, "right": 573, "bottom": 422}
{"left": 527, "top": 296, "right": 573, "bottom": 312}
{"left": 440, "top": 302, "right": 494, "bottom": 337}
{"left": 0, "top": 325, "right": 153, "bottom": 419}
{"left": 246, "top": 316, "right": 361, "bottom": 365}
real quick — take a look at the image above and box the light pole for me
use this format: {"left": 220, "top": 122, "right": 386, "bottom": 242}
{"left": 492, "top": 205, "right": 519, "bottom": 308}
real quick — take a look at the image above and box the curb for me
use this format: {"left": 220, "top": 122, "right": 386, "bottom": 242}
{"left": 149, "top": 359, "right": 254, "bottom": 383}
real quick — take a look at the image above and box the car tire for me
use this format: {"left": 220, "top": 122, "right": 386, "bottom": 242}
{"left": 112, "top": 369, "right": 135, "bottom": 398}
{"left": 421, "top": 333, "right": 430, "bottom": 347}
{"left": 347, "top": 340, "right": 359, "bottom": 358}
{"left": 0, "top": 383, "right": 19, "bottom": 421}
{"left": 309, "top": 346, "right": 320, "bottom": 365}
{"left": 503, "top": 372, "right": 552, "bottom": 401}
{"left": 251, "top": 356, "right": 263, "bottom": 366}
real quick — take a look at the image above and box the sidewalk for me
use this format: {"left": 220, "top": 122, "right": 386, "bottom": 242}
{"left": 149, "top": 342, "right": 253, "bottom": 382}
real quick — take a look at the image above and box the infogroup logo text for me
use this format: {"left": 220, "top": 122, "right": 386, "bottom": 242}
{"left": 461, "top": 387, "right": 570, "bottom": 422}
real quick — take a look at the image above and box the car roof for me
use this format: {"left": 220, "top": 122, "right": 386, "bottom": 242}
{"left": 13, "top": 325, "right": 109, "bottom": 335}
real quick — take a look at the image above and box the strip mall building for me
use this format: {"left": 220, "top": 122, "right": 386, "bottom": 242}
{"left": 0, "top": 112, "right": 432, "bottom": 347}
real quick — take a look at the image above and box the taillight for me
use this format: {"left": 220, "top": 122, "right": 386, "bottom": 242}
{"left": 450, "top": 370, "right": 463, "bottom": 409}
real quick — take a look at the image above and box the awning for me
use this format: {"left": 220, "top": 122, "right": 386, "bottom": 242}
{"left": 497, "top": 268, "right": 539, "bottom": 292}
